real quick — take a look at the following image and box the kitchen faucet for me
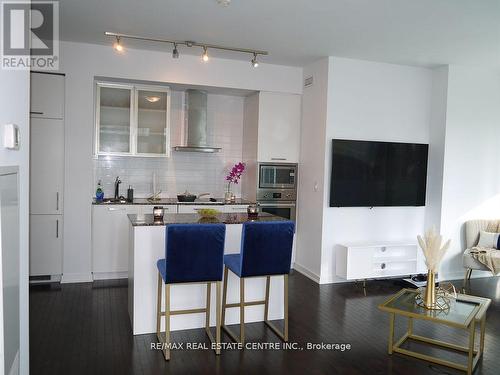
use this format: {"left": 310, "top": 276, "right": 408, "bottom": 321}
{"left": 114, "top": 176, "right": 122, "bottom": 200}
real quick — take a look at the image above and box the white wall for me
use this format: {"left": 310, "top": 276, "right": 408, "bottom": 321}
{"left": 439, "top": 66, "right": 500, "bottom": 280}
{"left": 294, "top": 58, "right": 330, "bottom": 282}
{"left": 94, "top": 92, "right": 245, "bottom": 198}
{"left": 295, "top": 57, "right": 433, "bottom": 284}
{"left": 424, "top": 66, "right": 448, "bottom": 232}
{"left": 0, "top": 69, "right": 30, "bottom": 374}
{"left": 59, "top": 41, "right": 303, "bottom": 282}
{"left": 321, "top": 57, "right": 433, "bottom": 283}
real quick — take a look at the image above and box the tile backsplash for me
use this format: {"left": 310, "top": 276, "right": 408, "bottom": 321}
{"left": 93, "top": 92, "right": 245, "bottom": 199}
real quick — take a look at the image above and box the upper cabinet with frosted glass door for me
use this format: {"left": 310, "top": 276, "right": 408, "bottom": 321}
{"left": 135, "top": 86, "right": 170, "bottom": 157}
{"left": 95, "top": 82, "right": 171, "bottom": 157}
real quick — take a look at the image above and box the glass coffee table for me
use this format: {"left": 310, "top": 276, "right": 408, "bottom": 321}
{"left": 378, "top": 288, "right": 491, "bottom": 375}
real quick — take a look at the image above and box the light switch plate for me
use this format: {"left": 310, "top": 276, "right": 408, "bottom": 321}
{"left": 3, "top": 123, "right": 20, "bottom": 150}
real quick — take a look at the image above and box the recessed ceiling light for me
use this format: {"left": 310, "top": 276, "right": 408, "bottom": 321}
{"left": 145, "top": 96, "right": 161, "bottom": 103}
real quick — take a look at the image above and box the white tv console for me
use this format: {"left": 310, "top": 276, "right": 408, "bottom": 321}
{"left": 336, "top": 241, "right": 426, "bottom": 281}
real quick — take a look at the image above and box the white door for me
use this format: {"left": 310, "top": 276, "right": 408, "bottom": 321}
{"left": 0, "top": 168, "right": 20, "bottom": 375}
{"left": 30, "top": 118, "right": 64, "bottom": 214}
{"left": 29, "top": 215, "right": 63, "bottom": 276}
{"left": 258, "top": 92, "right": 301, "bottom": 163}
{"left": 30, "top": 72, "right": 64, "bottom": 119}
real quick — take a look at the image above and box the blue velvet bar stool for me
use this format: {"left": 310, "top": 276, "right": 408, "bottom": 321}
{"left": 156, "top": 223, "right": 226, "bottom": 361}
{"left": 221, "top": 221, "right": 295, "bottom": 344}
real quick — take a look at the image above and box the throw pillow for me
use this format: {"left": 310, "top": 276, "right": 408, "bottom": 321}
{"left": 477, "top": 230, "right": 500, "bottom": 249}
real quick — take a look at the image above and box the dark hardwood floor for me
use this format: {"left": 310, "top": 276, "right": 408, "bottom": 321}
{"left": 30, "top": 272, "right": 500, "bottom": 375}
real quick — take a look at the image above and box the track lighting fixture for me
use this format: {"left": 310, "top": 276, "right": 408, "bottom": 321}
{"left": 113, "top": 36, "right": 123, "bottom": 52}
{"left": 172, "top": 43, "right": 179, "bottom": 59}
{"left": 251, "top": 53, "right": 259, "bottom": 68}
{"left": 202, "top": 46, "right": 209, "bottom": 62}
{"left": 105, "top": 32, "right": 268, "bottom": 66}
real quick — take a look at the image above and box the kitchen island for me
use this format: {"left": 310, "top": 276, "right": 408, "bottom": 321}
{"left": 128, "top": 212, "right": 291, "bottom": 335}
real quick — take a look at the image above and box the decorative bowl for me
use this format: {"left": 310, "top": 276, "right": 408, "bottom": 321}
{"left": 196, "top": 208, "right": 221, "bottom": 219}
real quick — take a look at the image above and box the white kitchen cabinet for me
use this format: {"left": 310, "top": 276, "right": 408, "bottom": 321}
{"left": 95, "top": 82, "right": 171, "bottom": 157}
{"left": 30, "top": 118, "right": 64, "bottom": 214}
{"left": 257, "top": 92, "right": 301, "bottom": 163}
{"left": 92, "top": 205, "right": 139, "bottom": 276}
{"left": 92, "top": 204, "right": 177, "bottom": 278}
{"left": 30, "top": 72, "right": 65, "bottom": 119}
{"left": 177, "top": 205, "right": 224, "bottom": 214}
{"left": 136, "top": 204, "right": 177, "bottom": 215}
{"left": 223, "top": 205, "right": 249, "bottom": 213}
{"left": 29, "top": 214, "right": 63, "bottom": 276}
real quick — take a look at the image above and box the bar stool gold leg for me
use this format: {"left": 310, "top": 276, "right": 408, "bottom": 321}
{"left": 216, "top": 281, "right": 221, "bottom": 355}
{"left": 284, "top": 274, "right": 289, "bottom": 342}
{"left": 264, "top": 276, "right": 270, "bottom": 321}
{"left": 221, "top": 267, "right": 228, "bottom": 327}
{"left": 240, "top": 277, "right": 245, "bottom": 344}
{"left": 164, "top": 284, "right": 171, "bottom": 361}
{"left": 205, "top": 282, "right": 211, "bottom": 330}
{"left": 156, "top": 272, "right": 162, "bottom": 339}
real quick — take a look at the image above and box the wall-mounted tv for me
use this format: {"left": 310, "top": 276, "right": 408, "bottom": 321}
{"left": 330, "top": 139, "right": 429, "bottom": 207}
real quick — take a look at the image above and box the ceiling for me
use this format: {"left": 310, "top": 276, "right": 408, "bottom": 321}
{"left": 59, "top": 0, "right": 500, "bottom": 68}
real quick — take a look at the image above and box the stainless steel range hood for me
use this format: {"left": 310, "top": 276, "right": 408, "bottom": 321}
{"left": 173, "top": 89, "right": 221, "bottom": 153}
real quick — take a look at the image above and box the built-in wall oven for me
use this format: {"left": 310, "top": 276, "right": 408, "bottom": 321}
{"left": 257, "top": 162, "right": 298, "bottom": 221}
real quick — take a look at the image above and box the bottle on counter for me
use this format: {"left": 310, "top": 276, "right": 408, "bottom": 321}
{"left": 127, "top": 185, "right": 134, "bottom": 202}
{"left": 95, "top": 180, "right": 104, "bottom": 202}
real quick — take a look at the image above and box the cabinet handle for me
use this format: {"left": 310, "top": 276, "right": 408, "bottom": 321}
{"left": 271, "top": 158, "right": 287, "bottom": 161}
{"left": 30, "top": 111, "right": 44, "bottom": 115}
{"left": 56, "top": 219, "right": 59, "bottom": 238}
{"left": 56, "top": 192, "right": 59, "bottom": 211}
{"left": 108, "top": 207, "right": 126, "bottom": 211}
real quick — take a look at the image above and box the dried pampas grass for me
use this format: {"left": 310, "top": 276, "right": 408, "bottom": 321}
{"left": 417, "top": 227, "right": 451, "bottom": 273}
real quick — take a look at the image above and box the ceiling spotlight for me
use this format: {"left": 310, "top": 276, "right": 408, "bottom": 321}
{"left": 172, "top": 43, "right": 179, "bottom": 59}
{"left": 113, "top": 36, "right": 124, "bottom": 52}
{"left": 202, "top": 46, "right": 209, "bottom": 62}
{"left": 251, "top": 53, "right": 259, "bottom": 68}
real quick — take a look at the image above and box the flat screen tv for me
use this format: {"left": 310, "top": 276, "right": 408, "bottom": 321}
{"left": 330, "top": 139, "right": 428, "bottom": 207}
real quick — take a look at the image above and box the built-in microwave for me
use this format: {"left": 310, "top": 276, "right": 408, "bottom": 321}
{"left": 258, "top": 163, "right": 297, "bottom": 190}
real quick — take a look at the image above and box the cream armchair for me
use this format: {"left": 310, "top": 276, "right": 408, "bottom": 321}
{"left": 463, "top": 219, "right": 499, "bottom": 281}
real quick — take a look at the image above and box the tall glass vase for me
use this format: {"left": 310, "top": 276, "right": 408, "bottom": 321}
{"left": 225, "top": 183, "right": 232, "bottom": 203}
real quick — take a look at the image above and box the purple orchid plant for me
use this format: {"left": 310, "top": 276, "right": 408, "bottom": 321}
{"left": 225, "top": 162, "right": 245, "bottom": 192}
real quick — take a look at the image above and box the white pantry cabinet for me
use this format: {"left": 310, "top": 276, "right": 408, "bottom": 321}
{"left": 29, "top": 72, "right": 65, "bottom": 277}
{"left": 29, "top": 215, "right": 63, "bottom": 276}
{"left": 30, "top": 118, "right": 64, "bottom": 214}
{"left": 30, "top": 72, "right": 65, "bottom": 119}
{"left": 257, "top": 92, "right": 301, "bottom": 163}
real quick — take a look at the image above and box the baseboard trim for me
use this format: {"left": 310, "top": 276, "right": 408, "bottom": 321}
{"left": 92, "top": 271, "right": 128, "bottom": 281}
{"left": 292, "top": 262, "right": 320, "bottom": 284}
{"left": 61, "top": 272, "right": 93, "bottom": 284}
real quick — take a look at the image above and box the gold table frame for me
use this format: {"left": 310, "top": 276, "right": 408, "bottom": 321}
{"left": 379, "top": 289, "right": 491, "bottom": 375}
